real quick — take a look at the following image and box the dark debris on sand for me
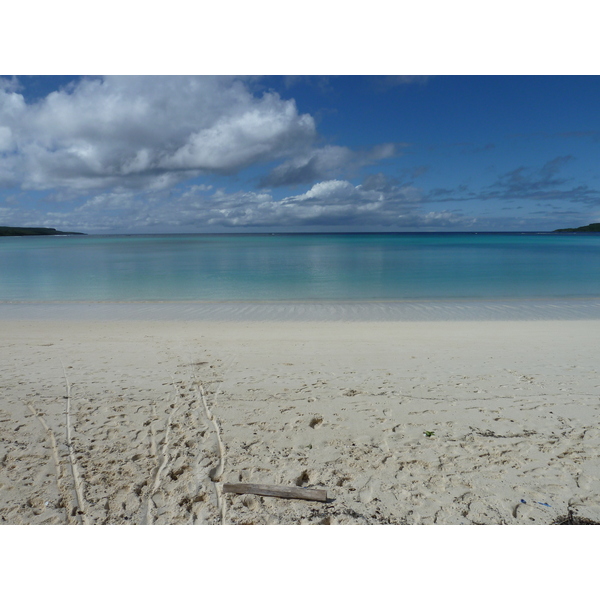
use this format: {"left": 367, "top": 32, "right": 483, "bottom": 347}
{"left": 553, "top": 510, "right": 600, "bottom": 525}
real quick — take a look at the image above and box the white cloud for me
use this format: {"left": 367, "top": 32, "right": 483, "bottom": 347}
{"left": 188, "top": 178, "right": 474, "bottom": 229}
{"left": 0, "top": 126, "right": 15, "bottom": 152}
{"left": 2, "top": 173, "right": 480, "bottom": 232}
{"left": 0, "top": 76, "right": 317, "bottom": 191}
{"left": 0, "top": 76, "right": 402, "bottom": 234}
{"left": 300, "top": 179, "right": 357, "bottom": 200}
{"left": 160, "top": 93, "right": 315, "bottom": 172}
{"left": 74, "top": 178, "right": 456, "bottom": 230}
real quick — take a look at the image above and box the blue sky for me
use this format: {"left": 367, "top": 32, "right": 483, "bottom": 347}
{"left": 1, "top": 75, "right": 599, "bottom": 233}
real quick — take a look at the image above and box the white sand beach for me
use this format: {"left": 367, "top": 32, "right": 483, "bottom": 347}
{"left": 1, "top": 316, "right": 599, "bottom": 525}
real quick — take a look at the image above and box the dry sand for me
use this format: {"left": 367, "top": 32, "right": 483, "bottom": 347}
{"left": 1, "top": 317, "right": 599, "bottom": 525}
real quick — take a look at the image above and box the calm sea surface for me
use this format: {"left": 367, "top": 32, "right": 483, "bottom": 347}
{"left": 1, "top": 233, "right": 600, "bottom": 302}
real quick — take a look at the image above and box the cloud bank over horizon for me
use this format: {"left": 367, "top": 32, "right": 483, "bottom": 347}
{"left": 1, "top": 75, "right": 599, "bottom": 233}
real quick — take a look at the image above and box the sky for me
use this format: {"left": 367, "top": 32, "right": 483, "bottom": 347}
{"left": 1, "top": 74, "right": 599, "bottom": 234}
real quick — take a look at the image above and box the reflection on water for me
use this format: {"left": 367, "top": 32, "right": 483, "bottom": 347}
{"left": 1, "top": 233, "right": 600, "bottom": 302}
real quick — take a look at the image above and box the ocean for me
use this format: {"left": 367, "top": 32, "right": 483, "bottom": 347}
{"left": 2, "top": 232, "right": 600, "bottom": 320}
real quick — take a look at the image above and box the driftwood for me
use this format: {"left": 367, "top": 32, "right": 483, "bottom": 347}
{"left": 223, "top": 483, "right": 328, "bottom": 502}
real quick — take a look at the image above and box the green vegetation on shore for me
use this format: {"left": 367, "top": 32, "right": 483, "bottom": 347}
{"left": 553, "top": 223, "right": 600, "bottom": 233}
{"left": 0, "top": 226, "right": 85, "bottom": 237}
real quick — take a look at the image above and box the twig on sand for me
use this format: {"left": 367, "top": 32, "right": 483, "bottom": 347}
{"left": 223, "top": 483, "right": 328, "bottom": 502}
{"left": 144, "top": 379, "right": 182, "bottom": 524}
{"left": 60, "top": 360, "right": 89, "bottom": 525}
{"left": 23, "top": 400, "right": 71, "bottom": 522}
{"left": 197, "top": 383, "right": 227, "bottom": 523}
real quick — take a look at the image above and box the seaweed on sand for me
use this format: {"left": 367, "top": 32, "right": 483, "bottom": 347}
{"left": 553, "top": 510, "right": 600, "bottom": 525}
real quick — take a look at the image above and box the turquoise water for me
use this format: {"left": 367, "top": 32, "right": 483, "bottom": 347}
{"left": 1, "top": 233, "right": 600, "bottom": 302}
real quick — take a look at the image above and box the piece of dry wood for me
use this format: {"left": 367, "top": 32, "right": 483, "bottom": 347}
{"left": 222, "top": 483, "right": 328, "bottom": 502}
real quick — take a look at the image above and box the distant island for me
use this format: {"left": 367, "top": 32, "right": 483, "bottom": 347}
{"left": 553, "top": 223, "right": 600, "bottom": 233}
{"left": 0, "top": 226, "right": 86, "bottom": 237}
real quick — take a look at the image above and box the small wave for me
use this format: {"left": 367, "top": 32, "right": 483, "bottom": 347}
{"left": 2, "top": 299, "right": 600, "bottom": 322}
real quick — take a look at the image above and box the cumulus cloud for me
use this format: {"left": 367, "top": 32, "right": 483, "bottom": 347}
{"left": 24, "top": 175, "right": 472, "bottom": 232}
{"left": 0, "top": 76, "right": 317, "bottom": 191}
{"left": 0, "top": 126, "right": 14, "bottom": 152}
{"left": 0, "top": 77, "right": 20, "bottom": 93}
{"left": 2, "top": 171, "right": 480, "bottom": 232}
{"left": 0, "top": 75, "right": 398, "bottom": 201}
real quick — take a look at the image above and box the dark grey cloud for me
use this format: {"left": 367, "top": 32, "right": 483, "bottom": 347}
{"left": 374, "top": 76, "right": 431, "bottom": 91}
{"left": 474, "top": 143, "right": 496, "bottom": 153}
{"left": 511, "top": 130, "right": 600, "bottom": 143}
{"left": 259, "top": 143, "right": 396, "bottom": 187}
{"left": 492, "top": 156, "right": 574, "bottom": 194}
{"left": 419, "top": 140, "right": 498, "bottom": 157}
{"left": 422, "top": 156, "right": 600, "bottom": 207}
{"left": 280, "top": 76, "right": 335, "bottom": 94}
{"left": 360, "top": 172, "right": 401, "bottom": 192}
{"left": 427, "top": 184, "right": 475, "bottom": 202}
{"left": 410, "top": 165, "right": 430, "bottom": 178}
{"left": 558, "top": 130, "right": 600, "bottom": 141}
{"left": 484, "top": 156, "right": 600, "bottom": 206}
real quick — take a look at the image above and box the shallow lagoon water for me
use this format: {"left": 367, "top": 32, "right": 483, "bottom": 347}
{"left": 2, "top": 232, "right": 600, "bottom": 303}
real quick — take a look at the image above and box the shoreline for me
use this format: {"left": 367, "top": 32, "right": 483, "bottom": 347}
{"left": 2, "top": 297, "right": 600, "bottom": 321}
{"left": 1, "top": 317, "right": 599, "bottom": 524}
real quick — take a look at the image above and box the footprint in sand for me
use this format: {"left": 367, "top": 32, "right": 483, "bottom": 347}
{"left": 295, "top": 469, "right": 311, "bottom": 486}
{"left": 359, "top": 484, "right": 374, "bottom": 504}
{"left": 309, "top": 416, "right": 323, "bottom": 429}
